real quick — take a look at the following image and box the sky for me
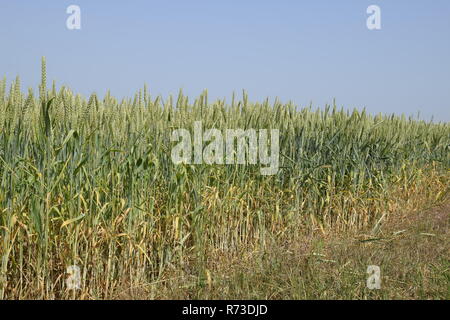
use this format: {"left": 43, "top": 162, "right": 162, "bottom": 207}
{"left": 0, "top": 0, "right": 449, "bottom": 122}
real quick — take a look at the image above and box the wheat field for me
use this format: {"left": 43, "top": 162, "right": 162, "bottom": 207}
{"left": 0, "top": 58, "right": 449, "bottom": 299}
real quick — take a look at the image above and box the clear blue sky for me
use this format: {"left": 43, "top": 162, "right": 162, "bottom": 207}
{"left": 1, "top": 1, "right": 449, "bottom": 121}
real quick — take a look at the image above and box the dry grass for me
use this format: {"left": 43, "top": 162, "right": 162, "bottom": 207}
{"left": 108, "top": 197, "right": 449, "bottom": 300}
